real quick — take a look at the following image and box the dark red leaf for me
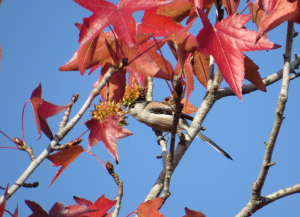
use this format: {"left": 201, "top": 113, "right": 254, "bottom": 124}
{"left": 30, "top": 83, "right": 70, "bottom": 140}
{"left": 244, "top": 55, "right": 266, "bottom": 92}
{"left": 47, "top": 145, "right": 84, "bottom": 187}
{"left": 85, "top": 114, "right": 133, "bottom": 164}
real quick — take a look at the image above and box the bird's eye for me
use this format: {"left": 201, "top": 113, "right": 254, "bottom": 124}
{"left": 131, "top": 104, "right": 135, "bottom": 109}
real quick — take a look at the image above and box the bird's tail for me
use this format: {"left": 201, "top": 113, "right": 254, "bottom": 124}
{"left": 196, "top": 132, "right": 233, "bottom": 160}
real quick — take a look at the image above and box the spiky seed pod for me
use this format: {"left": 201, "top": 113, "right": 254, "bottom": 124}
{"left": 91, "top": 101, "right": 126, "bottom": 124}
{"left": 123, "top": 84, "right": 145, "bottom": 106}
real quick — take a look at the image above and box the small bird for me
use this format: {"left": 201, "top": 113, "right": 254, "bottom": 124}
{"left": 127, "top": 100, "right": 233, "bottom": 160}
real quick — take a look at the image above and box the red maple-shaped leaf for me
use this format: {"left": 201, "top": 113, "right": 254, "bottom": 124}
{"left": 73, "top": 195, "right": 116, "bottom": 217}
{"left": 25, "top": 200, "right": 96, "bottom": 217}
{"left": 85, "top": 113, "right": 133, "bottom": 164}
{"left": 183, "top": 207, "right": 206, "bottom": 217}
{"left": 74, "top": 0, "right": 173, "bottom": 47}
{"left": 30, "top": 83, "right": 70, "bottom": 140}
{"left": 47, "top": 145, "right": 84, "bottom": 187}
{"left": 244, "top": 55, "right": 266, "bottom": 92}
{"left": 196, "top": 9, "right": 280, "bottom": 100}
{"left": 256, "top": 0, "right": 300, "bottom": 42}
{"left": 137, "top": 7, "right": 183, "bottom": 37}
{"left": 127, "top": 197, "right": 164, "bottom": 217}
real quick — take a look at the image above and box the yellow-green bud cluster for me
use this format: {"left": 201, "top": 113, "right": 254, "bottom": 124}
{"left": 91, "top": 101, "right": 125, "bottom": 122}
{"left": 122, "top": 85, "right": 141, "bottom": 106}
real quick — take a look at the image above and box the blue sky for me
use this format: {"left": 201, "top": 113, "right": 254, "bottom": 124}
{"left": 0, "top": 0, "right": 299, "bottom": 216}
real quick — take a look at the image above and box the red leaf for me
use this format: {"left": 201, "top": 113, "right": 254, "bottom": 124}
{"left": 0, "top": 184, "right": 8, "bottom": 217}
{"left": 25, "top": 200, "right": 48, "bottom": 217}
{"left": 193, "top": 50, "right": 210, "bottom": 88}
{"left": 123, "top": 44, "right": 170, "bottom": 80}
{"left": 75, "top": 0, "right": 173, "bottom": 47}
{"left": 78, "top": 35, "right": 99, "bottom": 75}
{"left": 157, "top": 0, "right": 193, "bottom": 23}
{"left": 95, "top": 63, "right": 126, "bottom": 102}
{"left": 256, "top": 0, "right": 300, "bottom": 42}
{"left": 183, "top": 207, "right": 206, "bottom": 217}
{"left": 244, "top": 55, "right": 266, "bottom": 92}
{"left": 85, "top": 114, "right": 133, "bottom": 164}
{"left": 139, "top": 39, "right": 174, "bottom": 78}
{"left": 248, "top": 0, "right": 265, "bottom": 32}
{"left": 30, "top": 83, "right": 70, "bottom": 140}
{"left": 196, "top": 9, "right": 280, "bottom": 100}
{"left": 13, "top": 205, "right": 18, "bottom": 217}
{"left": 73, "top": 195, "right": 116, "bottom": 217}
{"left": 59, "top": 31, "right": 115, "bottom": 74}
{"left": 25, "top": 200, "right": 96, "bottom": 217}
{"left": 223, "top": 0, "right": 241, "bottom": 15}
{"left": 135, "top": 198, "right": 164, "bottom": 217}
{"left": 47, "top": 145, "right": 84, "bottom": 187}
{"left": 183, "top": 55, "right": 194, "bottom": 106}
{"left": 137, "top": 7, "right": 183, "bottom": 37}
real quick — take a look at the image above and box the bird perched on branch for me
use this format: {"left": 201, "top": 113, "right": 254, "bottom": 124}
{"left": 127, "top": 100, "right": 232, "bottom": 160}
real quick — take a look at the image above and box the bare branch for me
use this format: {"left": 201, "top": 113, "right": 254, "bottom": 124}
{"left": 236, "top": 21, "right": 295, "bottom": 217}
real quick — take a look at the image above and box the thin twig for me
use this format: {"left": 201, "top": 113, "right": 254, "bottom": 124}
{"left": 59, "top": 93, "right": 79, "bottom": 131}
{"left": 236, "top": 21, "right": 295, "bottom": 217}
{"left": 107, "top": 162, "right": 123, "bottom": 217}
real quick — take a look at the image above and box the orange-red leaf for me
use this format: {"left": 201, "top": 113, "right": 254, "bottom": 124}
{"left": 183, "top": 207, "right": 206, "bottom": 217}
{"left": 30, "top": 83, "right": 70, "bottom": 140}
{"left": 157, "top": 0, "right": 193, "bottom": 23}
{"left": 85, "top": 114, "right": 133, "bottom": 164}
{"left": 244, "top": 55, "right": 267, "bottom": 92}
{"left": 136, "top": 198, "right": 164, "bottom": 217}
{"left": 248, "top": 0, "right": 265, "bottom": 37}
{"left": 73, "top": 195, "right": 116, "bottom": 217}
{"left": 47, "top": 145, "right": 84, "bottom": 187}
{"left": 196, "top": 9, "right": 280, "bottom": 100}
{"left": 193, "top": 50, "right": 210, "bottom": 88}
{"left": 256, "top": 0, "right": 300, "bottom": 42}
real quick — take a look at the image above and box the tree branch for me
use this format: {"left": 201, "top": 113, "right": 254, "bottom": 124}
{"left": 236, "top": 21, "right": 295, "bottom": 217}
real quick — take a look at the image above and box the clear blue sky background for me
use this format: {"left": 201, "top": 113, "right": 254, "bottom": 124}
{"left": 0, "top": 0, "right": 299, "bottom": 216}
